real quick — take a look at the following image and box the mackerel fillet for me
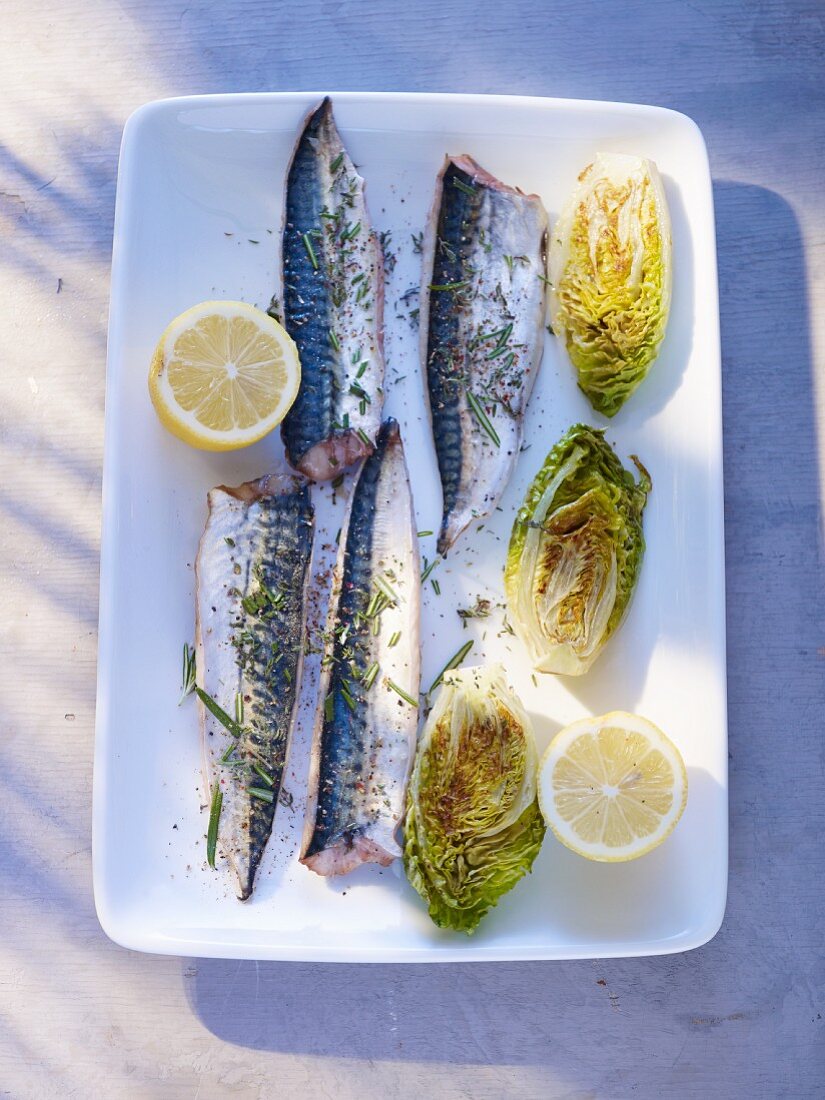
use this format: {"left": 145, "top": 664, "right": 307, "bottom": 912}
{"left": 421, "top": 155, "right": 548, "bottom": 555}
{"left": 301, "top": 419, "right": 421, "bottom": 876}
{"left": 280, "top": 97, "right": 385, "bottom": 480}
{"left": 196, "top": 474, "right": 314, "bottom": 899}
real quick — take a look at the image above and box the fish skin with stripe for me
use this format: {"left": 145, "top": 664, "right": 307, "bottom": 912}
{"left": 301, "top": 419, "right": 421, "bottom": 876}
{"left": 195, "top": 473, "right": 314, "bottom": 900}
{"left": 420, "top": 154, "right": 548, "bottom": 555}
{"left": 279, "top": 97, "right": 385, "bottom": 480}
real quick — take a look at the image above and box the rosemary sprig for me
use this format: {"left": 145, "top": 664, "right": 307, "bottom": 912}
{"left": 466, "top": 391, "right": 501, "bottom": 448}
{"left": 206, "top": 784, "right": 222, "bottom": 868}
{"left": 387, "top": 679, "right": 418, "bottom": 707}
{"left": 429, "top": 640, "right": 474, "bottom": 694}
{"left": 195, "top": 687, "right": 244, "bottom": 739}
{"left": 179, "top": 643, "right": 196, "bottom": 704}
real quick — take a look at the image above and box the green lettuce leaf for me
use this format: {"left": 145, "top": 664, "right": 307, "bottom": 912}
{"left": 549, "top": 152, "right": 672, "bottom": 417}
{"left": 404, "top": 665, "right": 545, "bottom": 934}
{"left": 504, "top": 424, "right": 651, "bottom": 675}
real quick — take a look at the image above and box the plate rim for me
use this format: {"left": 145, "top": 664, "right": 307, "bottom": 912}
{"left": 94, "top": 89, "right": 728, "bottom": 962}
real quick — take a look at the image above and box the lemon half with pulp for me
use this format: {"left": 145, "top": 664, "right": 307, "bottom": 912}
{"left": 539, "top": 711, "right": 687, "bottom": 862}
{"left": 148, "top": 300, "right": 300, "bottom": 451}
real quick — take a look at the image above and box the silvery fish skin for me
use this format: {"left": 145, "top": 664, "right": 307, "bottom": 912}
{"left": 280, "top": 97, "right": 385, "bottom": 480}
{"left": 196, "top": 474, "right": 314, "bottom": 900}
{"left": 420, "top": 155, "right": 548, "bottom": 556}
{"left": 301, "top": 419, "right": 421, "bottom": 876}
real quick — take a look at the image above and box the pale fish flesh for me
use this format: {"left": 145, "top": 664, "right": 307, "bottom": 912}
{"left": 301, "top": 419, "right": 421, "bottom": 875}
{"left": 196, "top": 473, "right": 314, "bottom": 899}
{"left": 420, "top": 155, "right": 548, "bottom": 555}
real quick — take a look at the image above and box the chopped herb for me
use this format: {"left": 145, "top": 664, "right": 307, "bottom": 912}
{"left": 332, "top": 474, "right": 344, "bottom": 490}
{"left": 374, "top": 575, "right": 399, "bottom": 602}
{"left": 206, "top": 784, "right": 222, "bottom": 868}
{"left": 329, "top": 328, "right": 341, "bottom": 352}
{"left": 248, "top": 239, "right": 259, "bottom": 245}
{"left": 411, "top": 231, "right": 423, "bottom": 253}
{"left": 302, "top": 232, "right": 319, "bottom": 269}
{"left": 224, "top": 537, "right": 235, "bottom": 547}
{"left": 431, "top": 578, "right": 441, "bottom": 595}
{"left": 194, "top": 686, "right": 243, "bottom": 739}
{"left": 234, "top": 692, "right": 244, "bottom": 725}
{"left": 340, "top": 683, "right": 357, "bottom": 713}
{"left": 429, "top": 280, "right": 470, "bottom": 292}
{"left": 324, "top": 693, "right": 334, "bottom": 721}
{"left": 452, "top": 177, "right": 476, "bottom": 197}
{"left": 429, "top": 640, "right": 474, "bottom": 694}
{"left": 388, "top": 631, "right": 401, "bottom": 648}
{"left": 466, "top": 391, "right": 501, "bottom": 447}
{"left": 417, "top": 530, "right": 433, "bottom": 537}
{"left": 457, "top": 596, "right": 492, "bottom": 626}
{"left": 249, "top": 786, "right": 274, "bottom": 803}
{"left": 356, "top": 361, "right": 368, "bottom": 379}
{"left": 356, "top": 427, "right": 372, "bottom": 447}
{"left": 179, "top": 643, "right": 196, "bottom": 704}
{"left": 349, "top": 382, "right": 371, "bottom": 403}
{"left": 362, "top": 662, "right": 379, "bottom": 690}
{"left": 421, "top": 557, "right": 439, "bottom": 584}
{"left": 503, "top": 254, "right": 514, "bottom": 274}
{"left": 537, "top": 272, "right": 552, "bottom": 287}
{"left": 531, "top": 673, "right": 538, "bottom": 688}
{"left": 330, "top": 152, "right": 344, "bottom": 172}
{"left": 252, "top": 763, "right": 274, "bottom": 787}
{"left": 387, "top": 679, "right": 418, "bottom": 707}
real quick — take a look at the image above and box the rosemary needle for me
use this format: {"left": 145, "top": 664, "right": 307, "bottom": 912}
{"left": 179, "top": 643, "right": 196, "bottom": 704}
{"left": 429, "top": 640, "right": 474, "bottom": 695}
{"left": 206, "top": 784, "right": 222, "bottom": 868}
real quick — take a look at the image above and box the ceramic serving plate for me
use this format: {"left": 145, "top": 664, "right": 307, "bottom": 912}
{"left": 93, "top": 92, "right": 727, "bottom": 961}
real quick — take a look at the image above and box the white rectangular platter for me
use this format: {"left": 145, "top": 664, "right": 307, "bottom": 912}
{"left": 94, "top": 92, "right": 727, "bottom": 961}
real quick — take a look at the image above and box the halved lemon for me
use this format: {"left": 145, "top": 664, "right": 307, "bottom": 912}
{"left": 148, "top": 301, "right": 300, "bottom": 451}
{"left": 538, "top": 711, "right": 687, "bottom": 861}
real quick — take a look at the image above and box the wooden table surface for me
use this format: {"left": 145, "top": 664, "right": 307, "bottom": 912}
{"left": 2, "top": 1, "right": 823, "bottom": 1096}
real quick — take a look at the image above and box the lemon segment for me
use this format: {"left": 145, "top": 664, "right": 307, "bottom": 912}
{"left": 538, "top": 711, "right": 687, "bottom": 861}
{"left": 148, "top": 301, "right": 301, "bottom": 451}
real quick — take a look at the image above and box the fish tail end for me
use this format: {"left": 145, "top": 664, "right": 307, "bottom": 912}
{"left": 294, "top": 430, "right": 374, "bottom": 481}
{"left": 300, "top": 835, "right": 396, "bottom": 877}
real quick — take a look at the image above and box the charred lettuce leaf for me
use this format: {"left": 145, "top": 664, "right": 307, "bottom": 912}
{"left": 404, "top": 665, "right": 545, "bottom": 934}
{"left": 505, "top": 424, "right": 651, "bottom": 675}
{"left": 549, "top": 153, "right": 672, "bottom": 417}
